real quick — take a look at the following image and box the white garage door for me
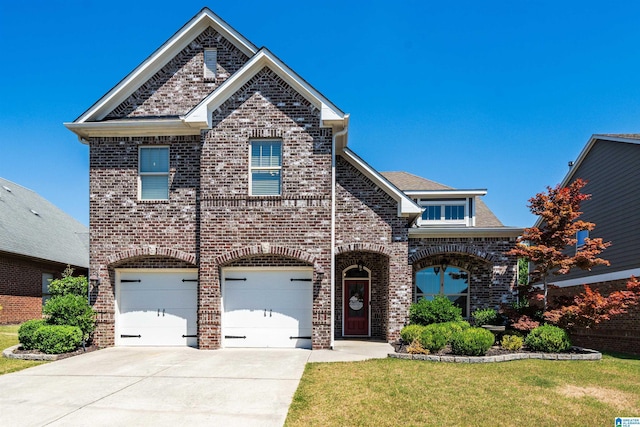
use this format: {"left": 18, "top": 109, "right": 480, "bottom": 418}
{"left": 116, "top": 270, "right": 198, "bottom": 347}
{"left": 222, "top": 268, "right": 313, "bottom": 349}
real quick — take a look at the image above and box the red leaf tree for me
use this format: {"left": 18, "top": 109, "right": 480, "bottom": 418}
{"left": 507, "top": 179, "right": 611, "bottom": 311}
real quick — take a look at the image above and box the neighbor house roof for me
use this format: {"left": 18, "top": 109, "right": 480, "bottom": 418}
{"left": 381, "top": 171, "right": 504, "bottom": 227}
{"left": 0, "top": 178, "right": 89, "bottom": 268}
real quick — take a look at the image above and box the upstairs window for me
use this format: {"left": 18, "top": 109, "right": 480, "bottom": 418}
{"left": 576, "top": 230, "right": 589, "bottom": 252}
{"left": 139, "top": 146, "right": 169, "bottom": 200}
{"left": 250, "top": 140, "right": 281, "bottom": 196}
{"left": 419, "top": 199, "right": 467, "bottom": 225}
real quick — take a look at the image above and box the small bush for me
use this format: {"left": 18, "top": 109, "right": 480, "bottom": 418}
{"left": 400, "top": 324, "right": 425, "bottom": 343}
{"left": 48, "top": 269, "right": 88, "bottom": 298}
{"left": 525, "top": 324, "right": 571, "bottom": 353}
{"left": 409, "top": 296, "right": 463, "bottom": 326}
{"left": 472, "top": 308, "right": 499, "bottom": 326}
{"left": 18, "top": 319, "right": 47, "bottom": 350}
{"left": 43, "top": 294, "right": 95, "bottom": 340}
{"left": 450, "top": 327, "right": 495, "bottom": 356}
{"left": 417, "top": 326, "right": 448, "bottom": 353}
{"left": 501, "top": 334, "right": 524, "bottom": 351}
{"left": 427, "top": 321, "right": 471, "bottom": 344}
{"left": 406, "top": 339, "right": 429, "bottom": 355}
{"left": 32, "top": 325, "right": 82, "bottom": 354}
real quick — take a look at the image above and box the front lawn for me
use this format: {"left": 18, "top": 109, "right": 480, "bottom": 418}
{"left": 0, "top": 324, "right": 45, "bottom": 375}
{"left": 286, "top": 354, "right": 640, "bottom": 426}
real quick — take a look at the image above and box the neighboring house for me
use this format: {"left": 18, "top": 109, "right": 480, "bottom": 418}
{"left": 65, "top": 8, "right": 522, "bottom": 349}
{"left": 0, "top": 177, "right": 89, "bottom": 324}
{"left": 541, "top": 134, "right": 640, "bottom": 355}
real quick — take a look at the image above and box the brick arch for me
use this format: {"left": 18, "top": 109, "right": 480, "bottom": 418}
{"left": 214, "top": 244, "right": 316, "bottom": 267}
{"left": 335, "top": 242, "right": 393, "bottom": 257}
{"left": 408, "top": 245, "right": 497, "bottom": 265}
{"left": 106, "top": 246, "right": 196, "bottom": 266}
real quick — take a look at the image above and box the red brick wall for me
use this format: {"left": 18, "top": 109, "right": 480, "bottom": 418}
{"left": 335, "top": 156, "right": 412, "bottom": 341}
{"left": 548, "top": 279, "right": 640, "bottom": 355}
{"left": 0, "top": 254, "right": 86, "bottom": 324}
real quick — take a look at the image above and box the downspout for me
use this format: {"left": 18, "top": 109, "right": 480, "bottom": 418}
{"left": 331, "top": 123, "right": 348, "bottom": 350}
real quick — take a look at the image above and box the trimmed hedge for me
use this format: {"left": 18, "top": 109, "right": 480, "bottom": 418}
{"left": 472, "top": 308, "right": 499, "bottom": 326}
{"left": 501, "top": 334, "right": 524, "bottom": 351}
{"left": 18, "top": 319, "right": 47, "bottom": 350}
{"left": 43, "top": 294, "right": 95, "bottom": 340}
{"left": 525, "top": 324, "right": 571, "bottom": 353}
{"left": 417, "top": 326, "right": 448, "bottom": 353}
{"left": 450, "top": 327, "right": 495, "bottom": 356}
{"left": 32, "top": 325, "right": 83, "bottom": 354}
{"left": 400, "top": 324, "right": 424, "bottom": 344}
{"left": 409, "top": 296, "right": 463, "bottom": 326}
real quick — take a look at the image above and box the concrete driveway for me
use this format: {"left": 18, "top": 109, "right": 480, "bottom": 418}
{"left": 0, "top": 347, "right": 310, "bottom": 427}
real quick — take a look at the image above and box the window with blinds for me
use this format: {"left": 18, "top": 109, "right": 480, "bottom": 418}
{"left": 139, "top": 146, "right": 169, "bottom": 200}
{"left": 204, "top": 49, "right": 217, "bottom": 80}
{"left": 250, "top": 140, "right": 281, "bottom": 196}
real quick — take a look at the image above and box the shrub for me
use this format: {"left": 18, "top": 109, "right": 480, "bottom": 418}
{"left": 32, "top": 325, "right": 82, "bottom": 354}
{"left": 525, "top": 324, "right": 571, "bottom": 353}
{"left": 409, "top": 296, "right": 463, "bottom": 326}
{"left": 501, "top": 334, "right": 524, "bottom": 351}
{"left": 406, "top": 339, "right": 429, "bottom": 355}
{"left": 450, "top": 327, "right": 495, "bottom": 356}
{"left": 417, "top": 325, "right": 448, "bottom": 353}
{"left": 472, "top": 308, "right": 499, "bottom": 326}
{"left": 43, "top": 294, "right": 96, "bottom": 341}
{"left": 48, "top": 266, "right": 88, "bottom": 297}
{"left": 427, "top": 321, "right": 471, "bottom": 344}
{"left": 18, "top": 319, "right": 47, "bottom": 350}
{"left": 400, "top": 324, "right": 425, "bottom": 344}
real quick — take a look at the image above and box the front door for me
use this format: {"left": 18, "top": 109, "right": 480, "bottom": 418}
{"left": 344, "top": 280, "right": 369, "bottom": 336}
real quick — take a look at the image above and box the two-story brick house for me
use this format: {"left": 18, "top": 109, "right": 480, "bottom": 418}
{"left": 65, "top": 8, "right": 522, "bottom": 350}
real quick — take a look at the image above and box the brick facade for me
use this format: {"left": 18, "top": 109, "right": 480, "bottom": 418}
{"left": 548, "top": 279, "right": 640, "bottom": 355}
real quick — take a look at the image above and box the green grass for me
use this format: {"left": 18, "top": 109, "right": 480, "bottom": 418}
{"left": 285, "top": 354, "right": 640, "bottom": 426}
{"left": 0, "top": 324, "right": 45, "bottom": 374}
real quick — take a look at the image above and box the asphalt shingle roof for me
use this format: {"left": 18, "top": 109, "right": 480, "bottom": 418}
{"left": 380, "top": 171, "right": 504, "bottom": 227}
{"left": 0, "top": 177, "right": 89, "bottom": 268}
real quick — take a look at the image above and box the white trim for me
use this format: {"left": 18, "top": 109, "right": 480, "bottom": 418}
{"left": 405, "top": 189, "right": 487, "bottom": 197}
{"left": 73, "top": 8, "right": 257, "bottom": 124}
{"left": 408, "top": 226, "right": 523, "bottom": 238}
{"left": 138, "top": 145, "right": 170, "bottom": 201}
{"left": 64, "top": 120, "right": 201, "bottom": 141}
{"left": 548, "top": 268, "right": 640, "bottom": 288}
{"left": 340, "top": 147, "right": 422, "bottom": 217}
{"left": 342, "top": 265, "right": 371, "bottom": 338}
{"left": 184, "top": 48, "right": 345, "bottom": 129}
{"left": 417, "top": 199, "right": 468, "bottom": 226}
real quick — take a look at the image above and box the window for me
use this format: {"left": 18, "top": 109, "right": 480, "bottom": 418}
{"left": 42, "top": 273, "right": 53, "bottom": 304}
{"left": 415, "top": 266, "right": 470, "bottom": 317}
{"left": 204, "top": 49, "right": 217, "bottom": 80}
{"left": 576, "top": 230, "right": 589, "bottom": 252}
{"left": 139, "top": 146, "right": 169, "bottom": 200}
{"left": 250, "top": 140, "right": 281, "bottom": 196}
{"left": 418, "top": 199, "right": 467, "bottom": 225}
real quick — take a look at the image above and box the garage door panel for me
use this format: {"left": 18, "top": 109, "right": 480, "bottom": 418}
{"left": 117, "top": 271, "right": 197, "bottom": 347}
{"left": 222, "top": 269, "right": 313, "bottom": 349}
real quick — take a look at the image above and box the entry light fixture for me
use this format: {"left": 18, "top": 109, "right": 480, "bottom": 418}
{"left": 357, "top": 260, "right": 364, "bottom": 272}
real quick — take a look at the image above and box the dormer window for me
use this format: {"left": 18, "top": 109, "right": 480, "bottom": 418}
{"left": 418, "top": 199, "right": 468, "bottom": 226}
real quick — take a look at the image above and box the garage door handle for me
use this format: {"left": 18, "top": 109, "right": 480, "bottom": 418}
{"left": 121, "top": 334, "right": 141, "bottom": 338}
{"left": 290, "top": 336, "right": 311, "bottom": 340}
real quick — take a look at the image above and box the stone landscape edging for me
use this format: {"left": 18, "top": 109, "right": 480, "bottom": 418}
{"left": 2, "top": 344, "right": 61, "bottom": 361}
{"left": 388, "top": 347, "right": 602, "bottom": 363}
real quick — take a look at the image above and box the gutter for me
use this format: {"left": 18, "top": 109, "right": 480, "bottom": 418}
{"left": 330, "top": 120, "right": 348, "bottom": 349}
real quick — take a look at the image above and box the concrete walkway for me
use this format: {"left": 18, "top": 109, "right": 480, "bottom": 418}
{"left": 0, "top": 341, "right": 392, "bottom": 427}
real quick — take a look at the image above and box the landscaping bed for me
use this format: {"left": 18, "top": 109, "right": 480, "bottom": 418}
{"left": 4, "top": 343, "right": 100, "bottom": 361}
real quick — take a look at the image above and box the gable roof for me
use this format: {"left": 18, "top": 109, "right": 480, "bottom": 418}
{"left": 560, "top": 134, "right": 640, "bottom": 188}
{"left": 340, "top": 150, "right": 423, "bottom": 218}
{"left": 0, "top": 178, "right": 89, "bottom": 268}
{"left": 65, "top": 9, "right": 348, "bottom": 141}
{"left": 381, "top": 171, "right": 504, "bottom": 227}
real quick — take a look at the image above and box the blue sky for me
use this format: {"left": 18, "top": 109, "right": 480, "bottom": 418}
{"left": 2, "top": 1, "right": 639, "bottom": 228}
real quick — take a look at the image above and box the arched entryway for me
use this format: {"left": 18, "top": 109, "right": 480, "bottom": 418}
{"left": 343, "top": 264, "right": 371, "bottom": 336}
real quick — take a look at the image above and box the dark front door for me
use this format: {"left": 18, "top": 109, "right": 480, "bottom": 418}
{"left": 344, "top": 280, "right": 369, "bottom": 336}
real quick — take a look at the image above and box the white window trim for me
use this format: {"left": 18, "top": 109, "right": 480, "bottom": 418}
{"left": 138, "top": 145, "right": 170, "bottom": 201}
{"left": 249, "top": 140, "right": 282, "bottom": 196}
{"left": 417, "top": 199, "right": 469, "bottom": 226}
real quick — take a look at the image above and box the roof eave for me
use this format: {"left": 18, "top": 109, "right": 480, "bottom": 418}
{"left": 409, "top": 227, "right": 523, "bottom": 238}
{"left": 405, "top": 189, "right": 488, "bottom": 197}
{"left": 72, "top": 8, "right": 258, "bottom": 125}
{"left": 64, "top": 119, "right": 202, "bottom": 141}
